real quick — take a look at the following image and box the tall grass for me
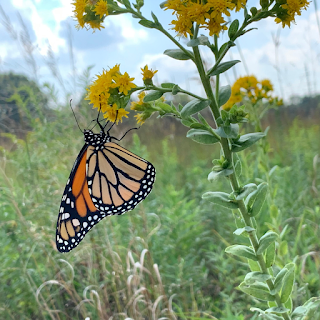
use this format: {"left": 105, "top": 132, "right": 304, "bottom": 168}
{"left": 0, "top": 101, "right": 319, "bottom": 319}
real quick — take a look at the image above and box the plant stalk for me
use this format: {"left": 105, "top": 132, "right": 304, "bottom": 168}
{"left": 193, "top": 43, "right": 291, "bottom": 320}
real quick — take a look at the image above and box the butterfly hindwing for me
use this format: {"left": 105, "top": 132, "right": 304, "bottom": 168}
{"left": 86, "top": 142, "right": 156, "bottom": 215}
{"left": 56, "top": 145, "right": 99, "bottom": 252}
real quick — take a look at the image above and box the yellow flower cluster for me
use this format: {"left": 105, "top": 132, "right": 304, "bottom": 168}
{"left": 164, "top": 0, "right": 246, "bottom": 37}
{"left": 85, "top": 65, "right": 137, "bottom": 123}
{"left": 222, "top": 75, "right": 283, "bottom": 110}
{"left": 275, "top": 0, "right": 310, "bottom": 28}
{"left": 72, "top": 0, "right": 108, "bottom": 30}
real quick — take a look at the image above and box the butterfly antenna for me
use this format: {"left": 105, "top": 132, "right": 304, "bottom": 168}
{"left": 69, "top": 99, "right": 82, "bottom": 132}
{"left": 88, "top": 119, "right": 98, "bottom": 131}
{"left": 106, "top": 110, "right": 118, "bottom": 133}
{"left": 111, "top": 126, "right": 140, "bottom": 142}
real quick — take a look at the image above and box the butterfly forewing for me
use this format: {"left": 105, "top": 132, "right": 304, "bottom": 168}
{"left": 86, "top": 142, "right": 156, "bottom": 215}
{"left": 56, "top": 147, "right": 100, "bottom": 252}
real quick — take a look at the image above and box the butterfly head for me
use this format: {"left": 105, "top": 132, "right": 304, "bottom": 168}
{"left": 83, "top": 129, "right": 110, "bottom": 146}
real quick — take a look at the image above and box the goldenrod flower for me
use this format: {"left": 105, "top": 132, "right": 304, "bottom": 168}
{"left": 130, "top": 91, "right": 161, "bottom": 125}
{"left": 232, "top": 0, "right": 246, "bottom": 12}
{"left": 103, "top": 104, "right": 129, "bottom": 124}
{"left": 203, "top": 15, "right": 228, "bottom": 36}
{"left": 93, "top": 0, "right": 108, "bottom": 18}
{"left": 141, "top": 65, "right": 158, "bottom": 81}
{"left": 260, "top": 79, "right": 273, "bottom": 91}
{"left": 164, "top": 0, "right": 239, "bottom": 37}
{"left": 112, "top": 72, "right": 137, "bottom": 95}
{"left": 72, "top": 0, "right": 108, "bottom": 30}
{"left": 275, "top": 0, "right": 310, "bottom": 28}
{"left": 86, "top": 65, "right": 137, "bottom": 123}
{"left": 131, "top": 92, "right": 147, "bottom": 111}
{"left": 222, "top": 76, "right": 281, "bottom": 110}
{"left": 134, "top": 113, "right": 149, "bottom": 125}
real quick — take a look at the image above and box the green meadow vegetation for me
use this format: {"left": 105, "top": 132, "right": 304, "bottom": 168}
{"left": 0, "top": 78, "right": 320, "bottom": 319}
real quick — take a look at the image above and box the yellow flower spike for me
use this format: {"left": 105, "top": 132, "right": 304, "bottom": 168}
{"left": 88, "top": 20, "right": 105, "bottom": 31}
{"left": 223, "top": 76, "right": 281, "bottom": 110}
{"left": 112, "top": 72, "right": 137, "bottom": 95}
{"left": 72, "top": 0, "right": 87, "bottom": 17}
{"left": 103, "top": 104, "right": 129, "bottom": 124}
{"left": 187, "top": 3, "right": 208, "bottom": 25}
{"left": 275, "top": 0, "right": 310, "bottom": 28}
{"left": 109, "top": 64, "right": 120, "bottom": 78}
{"left": 261, "top": 79, "right": 273, "bottom": 91}
{"left": 93, "top": 0, "right": 109, "bottom": 18}
{"left": 134, "top": 113, "right": 147, "bottom": 125}
{"left": 130, "top": 91, "right": 146, "bottom": 110}
{"left": 141, "top": 65, "right": 158, "bottom": 81}
{"left": 231, "top": 0, "right": 246, "bottom": 12}
{"left": 206, "top": 0, "right": 235, "bottom": 17}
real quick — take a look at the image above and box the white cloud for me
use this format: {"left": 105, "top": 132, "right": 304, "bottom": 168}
{"left": 106, "top": 15, "right": 148, "bottom": 50}
{"left": 10, "top": 0, "right": 65, "bottom": 54}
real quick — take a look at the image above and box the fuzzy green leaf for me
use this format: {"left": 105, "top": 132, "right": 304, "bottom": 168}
{"left": 248, "top": 259, "right": 261, "bottom": 272}
{"left": 291, "top": 306, "right": 307, "bottom": 318}
{"left": 225, "top": 245, "right": 257, "bottom": 261}
{"left": 164, "top": 49, "right": 193, "bottom": 60}
{"left": 139, "top": 19, "right": 156, "bottom": 28}
{"left": 215, "top": 123, "right": 239, "bottom": 139}
{"left": 190, "top": 122, "right": 207, "bottom": 130}
{"left": 181, "top": 119, "right": 194, "bottom": 127}
{"left": 151, "top": 11, "right": 159, "bottom": 24}
{"left": 159, "top": 1, "right": 167, "bottom": 9}
{"left": 233, "top": 226, "right": 255, "bottom": 236}
{"left": 228, "top": 19, "right": 239, "bottom": 39}
{"left": 198, "top": 113, "right": 210, "bottom": 127}
{"left": 143, "top": 90, "right": 163, "bottom": 102}
{"left": 202, "top": 191, "right": 238, "bottom": 209}
{"left": 186, "top": 129, "right": 220, "bottom": 145}
{"left": 187, "top": 38, "right": 200, "bottom": 47}
{"left": 208, "top": 169, "right": 233, "bottom": 181}
{"left": 265, "top": 242, "right": 276, "bottom": 268}
{"left": 236, "top": 183, "right": 257, "bottom": 200}
{"left": 161, "top": 82, "right": 176, "bottom": 89}
{"left": 218, "top": 85, "right": 231, "bottom": 106}
{"left": 181, "top": 99, "right": 211, "bottom": 118}
{"left": 265, "top": 307, "right": 290, "bottom": 314}
{"left": 244, "top": 272, "right": 272, "bottom": 284}
{"left": 250, "top": 308, "right": 284, "bottom": 320}
{"left": 279, "top": 240, "right": 288, "bottom": 256}
{"left": 250, "top": 182, "right": 268, "bottom": 217}
{"left": 239, "top": 282, "right": 275, "bottom": 301}
{"left": 122, "top": 0, "right": 131, "bottom": 8}
{"left": 281, "top": 267, "right": 295, "bottom": 303}
{"left": 257, "top": 232, "right": 278, "bottom": 255}
{"left": 231, "top": 132, "right": 266, "bottom": 152}
{"left": 271, "top": 268, "right": 288, "bottom": 295}
{"left": 208, "top": 60, "right": 241, "bottom": 76}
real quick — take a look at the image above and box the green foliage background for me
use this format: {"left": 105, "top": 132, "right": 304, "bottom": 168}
{"left": 0, "top": 75, "right": 320, "bottom": 320}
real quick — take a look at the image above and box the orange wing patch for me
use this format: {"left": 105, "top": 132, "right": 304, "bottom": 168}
{"left": 56, "top": 149, "right": 99, "bottom": 252}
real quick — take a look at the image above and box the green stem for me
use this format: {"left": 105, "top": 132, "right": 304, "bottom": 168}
{"left": 150, "top": 86, "right": 206, "bottom": 101}
{"left": 214, "top": 36, "right": 220, "bottom": 103}
{"left": 193, "top": 44, "right": 291, "bottom": 320}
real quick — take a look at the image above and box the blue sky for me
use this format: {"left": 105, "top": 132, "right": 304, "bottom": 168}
{"left": 1, "top": 0, "right": 320, "bottom": 104}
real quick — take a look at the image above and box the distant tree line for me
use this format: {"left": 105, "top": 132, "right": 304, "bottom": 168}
{"left": 0, "top": 72, "right": 319, "bottom": 142}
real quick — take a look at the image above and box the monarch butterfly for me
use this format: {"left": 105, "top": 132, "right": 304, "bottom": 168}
{"left": 56, "top": 114, "right": 156, "bottom": 253}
